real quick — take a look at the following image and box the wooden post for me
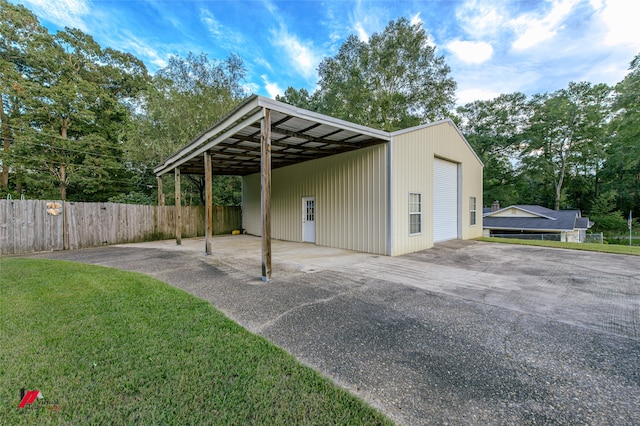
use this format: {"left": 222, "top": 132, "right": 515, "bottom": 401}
{"left": 204, "top": 151, "right": 213, "bottom": 255}
{"left": 261, "top": 108, "right": 272, "bottom": 281}
{"left": 157, "top": 176, "right": 165, "bottom": 206}
{"left": 175, "top": 167, "right": 182, "bottom": 245}
{"left": 62, "top": 201, "right": 69, "bottom": 250}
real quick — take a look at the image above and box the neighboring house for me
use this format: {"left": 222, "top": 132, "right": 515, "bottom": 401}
{"left": 482, "top": 203, "right": 594, "bottom": 242}
{"left": 154, "top": 95, "right": 483, "bottom": 278}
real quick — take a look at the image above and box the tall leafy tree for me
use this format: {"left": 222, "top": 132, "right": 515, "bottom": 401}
{"left": 0, "top": 0, "right": 51, "bottom": 193}
{"left": 280, "top": 17, "right": 456, "bottom": 131}
{"left": 126, "top": 52, "right": 247, "bottom": 205}
{"left": 275, "top": 87, "right": 315, "bottom": 111}
{"left": 456, "top": 93, "right": 531, "bottom": 206}
{"left": 602, "top": 53, "right": 640, "bottom": 217}
{"left": 2, "top": 1, "right": 149, "bottom": 200}
{"left": 20, "top": 28, "right": 148, "bottom": 200}
{"left": 519, "top": 82, "right": 612, "bottom": 210}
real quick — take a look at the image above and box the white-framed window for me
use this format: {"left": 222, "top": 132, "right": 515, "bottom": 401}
{"left": 409, "top": 192, "right": 422, "bottom": 235}
{"left": 470, "top": 196, "right": 477, "bottom": 226}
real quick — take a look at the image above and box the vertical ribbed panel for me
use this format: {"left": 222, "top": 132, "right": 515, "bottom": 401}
{"left": 433, "top": 158, "right": 458, "bottom": 242}
{"left": 391, "top": 122, "right": 483, "bottom": 255}
{"left": 242, "top": 144, "right": 389, "bottom": 255}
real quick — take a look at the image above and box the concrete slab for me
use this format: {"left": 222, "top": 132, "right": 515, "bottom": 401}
{"left": 24, "top": 236, "right": 640, "bottom": 425}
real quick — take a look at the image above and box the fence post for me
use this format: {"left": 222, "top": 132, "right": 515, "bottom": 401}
{"left": 63, "top": 201, "right": 69, "bottom": 250}
{"left": 157, "top": 176, "right": 164, "bottom": 206}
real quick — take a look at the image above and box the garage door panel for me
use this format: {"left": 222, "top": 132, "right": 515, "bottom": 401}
{"left": 433, "top": 158, "right": 458, "bottom": 242}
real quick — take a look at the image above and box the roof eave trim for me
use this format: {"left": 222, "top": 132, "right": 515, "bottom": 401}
{"left": 483, "top": 226, "right": 575, "bottom": 232}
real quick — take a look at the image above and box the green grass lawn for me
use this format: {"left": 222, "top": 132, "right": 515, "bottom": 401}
{"left": 477, "top": 237, "right": 640, "bottom": 256}
{"left": 0, "top": 258, "right": 391, "bottom": 425}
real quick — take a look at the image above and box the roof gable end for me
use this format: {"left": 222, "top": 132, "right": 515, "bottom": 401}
{"left": 390, "top": 119, "right": 483, "bottom": 167}
{"left": 484, "top": 205, "right": 557, "bottom": 220}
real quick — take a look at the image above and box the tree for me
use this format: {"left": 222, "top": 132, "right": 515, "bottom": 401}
{"left": 275, "top": 87, "right": 315, "bottom": 111}
{"left": 601, "top": 52, "right": 640, "bottom": 217}
{"left": 17, "top": 27, "right": 149, "bottom": 200}
{"left": 281, "top": 17, "right": 456, "bottom": 131}
{"left": 456, "top": 93, "right": 531, "bottom": 206}
{"left": 126, "top": 52, "right": 247, "bottom": 205}
{"left": 1, "top": 2, "right": 150, "bottom": 201}
{"left": 519, "top": 82, "right": 612, "bottom": 210}
{"left": 0, "top": 0, "right": 52, "bottom": 193}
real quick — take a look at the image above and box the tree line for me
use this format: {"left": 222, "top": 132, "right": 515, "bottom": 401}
{"left": 276, "top": 18, "right": 638, "bottom": 233}
{"left": 1, "top": 2, "right": 638, "bottom": 232}
{"left": 0, "top": 1, "right": 245, "bottom": 206}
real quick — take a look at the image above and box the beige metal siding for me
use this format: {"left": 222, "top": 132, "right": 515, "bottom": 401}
{"left": 242, "top": 144, "right": 389, "bottom": 255}
{"left": 391, "top": 121, "right": 483, "bottom": 255}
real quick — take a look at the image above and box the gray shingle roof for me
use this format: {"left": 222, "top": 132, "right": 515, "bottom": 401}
{"left": 483, "top": 205, "right": 592, "bottom": 231}
{"left": 575, "top": 217, "right": 594, "bottom": 230}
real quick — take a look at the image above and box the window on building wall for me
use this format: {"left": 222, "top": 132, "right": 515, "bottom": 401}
{"left": 409, "top": 193, "right": 422, "bottom": 235}
{"left": 470, "top": 196, "right": 477, "bottom": 226}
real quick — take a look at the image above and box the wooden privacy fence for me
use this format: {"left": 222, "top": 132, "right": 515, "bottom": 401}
{"left": 0, "top": 200, "right": 242, "bottom": 255}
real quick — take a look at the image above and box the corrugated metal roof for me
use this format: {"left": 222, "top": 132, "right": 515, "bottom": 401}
{"left": 154, "top": 95, "right": 391, "bottom": 176}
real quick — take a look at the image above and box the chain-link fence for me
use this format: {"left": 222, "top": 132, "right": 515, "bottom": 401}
{"left": 585, "top": 233, "right": 604, "bottom": 244}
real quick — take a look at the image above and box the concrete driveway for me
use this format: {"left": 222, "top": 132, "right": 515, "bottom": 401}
{"left": 27, "top": 236, "right": 640, "bottom": 425}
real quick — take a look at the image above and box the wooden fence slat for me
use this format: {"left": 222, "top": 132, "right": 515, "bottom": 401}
{"left": 0, "top": 200, "right": 240, "bottom": 255}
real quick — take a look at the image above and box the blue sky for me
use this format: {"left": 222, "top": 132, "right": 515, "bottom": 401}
{"left": 15, "top": 0, "right": 640, "bottom": 105}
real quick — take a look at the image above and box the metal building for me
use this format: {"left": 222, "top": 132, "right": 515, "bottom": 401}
{"left": 154, "top": 95, "right": 483, "bottom": 280}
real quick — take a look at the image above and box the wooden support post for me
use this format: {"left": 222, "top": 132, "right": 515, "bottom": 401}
{"left": 261, "top": 108, "right": 272, "bottom": 281}
{"left": 157, "top": 176, "right": 165, "bottom": 206}
{"left": 204, "top": 151, "right": 213, "bottom": 255}
{"left": 175, "top": 167, "right": 182, "bottom": 245}
{"left": 62, "top": 201, "right": 69, "bottom": 250}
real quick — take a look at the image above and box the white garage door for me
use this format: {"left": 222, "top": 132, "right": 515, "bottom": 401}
{"left": 433, "top": 158, "right": 458, "bottom": 242}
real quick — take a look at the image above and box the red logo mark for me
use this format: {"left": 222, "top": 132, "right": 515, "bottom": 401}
{"left": 19, "top": 389, "right": 42, "bottom": 409}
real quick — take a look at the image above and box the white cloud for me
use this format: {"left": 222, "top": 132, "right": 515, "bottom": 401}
{"left": 594, "top": 0, "right": 640, "bottom": 46}
{"left": 456, "top": 0, "right": 506, "bottom": 37}
{"left": 243, "top": 82, "right": 260, "bottom": 95}
{"left": 115, "top": 33, "right": 168, "bottom": 70}
{"left": 456, "top": 88, "right": 502, "bottom": 105}
{"left": 410, "top": 13, "right": 424, "bottom": 27}
{"left": 253, "top": 57, "right": 273, "bottom": 73}
{"left": 447, "top": 40, "right": 494, "bottom": 64}
{"left": 270, "top": 26, "right": 322, "bottom": 80}
{"left": 199, "top": 9, "right": 245, "bottom": 51}
{"left": 200, "top": 9, "right": 223, "bottom": 36}
{"left": 510, "top": 0, "right": 580, "bottom": 50}
{"left": 347, "top": 0, "right": 388, "bottom": 44}
{"left": 21, "top": 0, "right": 90, "bottom": 30}
{"left": 261, "top": 75, "right": 282, "bottom": 99}
{"left": 354, "top": 21, "right": 369, "bottom": 43}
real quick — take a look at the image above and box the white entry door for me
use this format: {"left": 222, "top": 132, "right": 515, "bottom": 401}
{"left": 302, "top": 196, "right": 316, "bottom": 243}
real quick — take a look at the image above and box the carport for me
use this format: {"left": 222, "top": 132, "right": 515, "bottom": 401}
{"left": 153, "top": 95, "right": 389, "bottom": 281}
